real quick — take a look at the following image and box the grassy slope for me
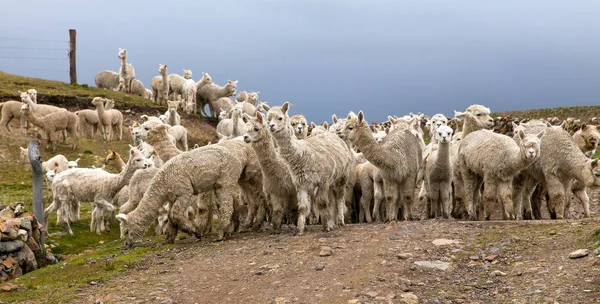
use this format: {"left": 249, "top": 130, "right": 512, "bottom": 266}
{"left": 0, "top": 72, "right": 202, "bottom": 303}
{"left": 492, "top": 105, "right": 600, "bottom": 121}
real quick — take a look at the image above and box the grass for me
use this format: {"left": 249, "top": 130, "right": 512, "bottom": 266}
{"left": 0, "top": 71, "right": 161, "bottom": 110}
{"left": 0, "top": 71, "right": 182, "bottom": 303}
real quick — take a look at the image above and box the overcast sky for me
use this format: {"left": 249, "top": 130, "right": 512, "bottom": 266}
{"left": 1, "top": 0, "right": 600, "bottom": 123}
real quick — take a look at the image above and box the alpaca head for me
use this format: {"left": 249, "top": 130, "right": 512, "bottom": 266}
{"left": 182, "top": 69, "right": 192, "bottom": 79}
{"left": 147, "top": 124, "right": 172, "bottom": 144}
{"left": 91, "top": 97, "right": 105, "bottom": 107}
{"left": 45, "top": 169, "right": 56, "bottom": 184}
{"left": 516, "top": 129, "right": 546, "bottom": 161}
{"left": 67, "top": 158, "right": 80, "bottom": 169}
{"left": 243, "top": 112, "right": 267, "bottom": 143}
{"left": 290, "top": 114, "right": 308, "bottom": 139}
{"left": 117, "top": 48, "right": 127, "bottom": 59}
{"left": 460, "top": 104, "right": 494, "bottom": 129}
{"left": 266, "top": 101, "right": 291, "bottom": 134}
{"left": 232, "top": 102, "right": 244, "bottom": 118}
{"left": 248, "top": 91, "right": 260, "bottom": 103}
{"left": 27, "top": 89, "right": 37, "bottom": 102}
{"left": 340, "top": 111, "right": 368, "bottom": 142}
{"left": 256, "top": 102, "right": 270, "bottom": 113}
{"left": 159, "top": 115, "right": 167, "bottom": 124}
{"left": 167, "top": 100, "right": 179, "bottom": 112}
{"left": 128, "top": 146, "right": 153, "bottom": 169}
{"left": 19, "top": 103, "right": 31, "bottom": 116}
{"left": 184, "top": 101, "right": 195, "bottom": 114}
{"left": 158, "top": 64, "right": 167, "bottom": 74}
{"left": 218, "top": 108, "right": 229, "bottom": 121}
{"left": 200, "top": 72, "right": 213, "bottom": 85}
{"left": 226, "top": 80, "right": 238, "bottom": 96}
{"left": 139, "top": 120, "right": 163, "bottom": 139}
{"left": 435, "top": 125, "right": 454, "bottom": 144}
{"left": 18, "top": 91, "right": 32, "bottom": 104}
{"left": 430, "top": 114, "right": 448, "bottom": 130}
{"left": 585, "top": 158, "right": 600, "bottom": 186}
{"left": 372, "top": 130, "right": 387, "bottom": 144}
{"left": 104, "top": 150, "right": 119, "bottom": 166}
{"left": 578, "top": 123, "right": 600, "bottom": 152}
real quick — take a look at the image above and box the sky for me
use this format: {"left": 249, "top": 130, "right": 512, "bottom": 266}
{"left": 1, "top": 0, "right": 600, "bottom": 123}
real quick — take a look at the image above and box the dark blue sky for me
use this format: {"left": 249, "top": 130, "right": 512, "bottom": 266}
{"left": 2, "top": 0, "right": 600, "bottom": 123}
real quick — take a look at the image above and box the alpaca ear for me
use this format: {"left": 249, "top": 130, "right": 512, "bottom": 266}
{"left": 74, "top": 158, "right": 80, "bottom": 164}
{"left": 20, "top": 147, "right": 26, "bottom": 151}
{"left": 518, "top": 130, "right": 526, "bottom": 141}
{"left": 256, "top": 112, "right": 264, "bottom": 124}
{"left": 357, "top": 111, "right": 364, "bottom": 124}
{"left": 591, "top": 158, "right": 599, "bottom": 167}
{"left": 281, "top": 101, "right": 290, "bottom": 114}
{"left": 322, "top": 121, "right": 329, "bottom": 129}
{"left": 332, "top": 114, "right": 338, "bottom": 123}
{"left": 385, "top": 127, "right": 390, "bottom": 134}
{"left": 310, "top": 122, "right": 316, "bottom": 129}
{"left": 512, "top": 122, "right": 519, "bottom": 130}
{"left": 116, "top": 213, "right": 128, "bottom": 223}
{"left": 536, "top": 129, "right": 546, "bottom": 139}
{"left": 581, "top": 123, "right": 588, "bottom": 131}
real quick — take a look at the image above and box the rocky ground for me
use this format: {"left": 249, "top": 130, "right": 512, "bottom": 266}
{"left": 61, "top": 216, "right": 599, "bottom": 304}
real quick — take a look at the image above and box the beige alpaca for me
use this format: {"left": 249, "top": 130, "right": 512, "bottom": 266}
{"left": 20, "top": 104, "right": 78, "bottom": 152}
{"left": 197, "top": 80, "right": 238, "bottom": 118}
{"left": 117, "top": 48, "right": 135, "bottom": 93}
{"left": 243, "top": 112, "right": 298, "bottom": 233}
{"left": 0, "top": 99, "right": 26, "bottom": 133}
{"left": 92, "top": 97, "right": 123, "bottom": 141}
{"left": 341, "top": 111, "right": 422, "bottom": 222}
{"left": 573, "top": 123, "right": 600, "bottom": 158}
{"left": 267, "top": 102, "right": 353, "bottom": 234}
{"left": 236, "top": 91, "right": 260, "bottom": 105}
{"left": 150, "top": 64, "right": 170, "bottom": 105}
{"left": 75, "top": 98, "right": 114, "bottom": 139}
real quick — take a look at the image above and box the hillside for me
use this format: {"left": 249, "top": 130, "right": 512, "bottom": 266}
{"left": 493, "top": 105, "right": 600, "bottom": 121}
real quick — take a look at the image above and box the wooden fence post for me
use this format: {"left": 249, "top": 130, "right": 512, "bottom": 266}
{"left": 69, "top": 29, "right": 77, "bottom": 85}
{"left": 28, "top": 140, "right": 45, "bottom": 253}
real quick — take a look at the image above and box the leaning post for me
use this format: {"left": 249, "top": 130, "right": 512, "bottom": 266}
{"left": 28, "top": 139, "right": 45, "bottom": 253}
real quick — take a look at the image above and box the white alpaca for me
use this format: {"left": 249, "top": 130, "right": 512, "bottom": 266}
{"left": 423, "top": 125, "right": 453, "bottom": 218}
{"left": 117, "top": 48, "right": 135, "bottom": 93}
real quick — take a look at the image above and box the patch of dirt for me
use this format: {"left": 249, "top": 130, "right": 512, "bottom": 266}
{"left": 70, "top": 216, "right": 600, "bottom": 304}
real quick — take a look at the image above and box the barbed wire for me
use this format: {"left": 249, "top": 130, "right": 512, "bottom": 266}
{"left": 0, "top": 37, "right": 68, "bottom": 43}
{"left": 0, "top": 46, "right": 67, "bottom": 51}
{"left": 0, "top": 56, "right": 66, "bottom": 60}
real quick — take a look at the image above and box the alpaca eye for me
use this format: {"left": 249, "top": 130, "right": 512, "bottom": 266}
{"left": 348, "top": 126, "right": 354, "bottom": 130}
{"left": 278, "top": 117, "right": 283, "bottom": 121}
{"left": 254, "top": 127, "right": 259, "bottom": 131}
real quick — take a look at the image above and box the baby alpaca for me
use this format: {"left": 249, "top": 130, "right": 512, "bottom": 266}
{"left": 424, "top": 125, "right": 453, "bottom": 218}
{"left": 92, "top": 97, "right": 124, "bottom": 141}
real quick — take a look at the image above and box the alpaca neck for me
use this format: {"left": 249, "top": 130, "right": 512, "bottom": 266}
{"left": 24, "top": 109, "right": 44, "bottom": 128}
{"left": 574, "top": 155, "right": 595, "bottom": 186}
{"left": 251, "top": 131, "right": 285, "bottom": 174}
{"left": 147, "top": 136, "right": 180, "bottom": 162}
{"left": 352, "top": 124, "right": 394, "bottom": 169}
{"left": 95, "top": 102, "right": 108, "bottom": 124}
{"left": 167, "top": 110, "right": 177, "bottom": 125}
{"left": 461, "top": 117, "right": 484, "bottom": 137}
{"left": 272, "top": 124, "right": 304, "bottom": 162}
{"left": 231, "top": 112, "right": 241, "bottom": 137}
{"left": 120, "top": 57, "right": 128, "bottom": 77}
{"left": 217, "top": 85, "right": 233, "bottom": 98}
{"left": 161, "top": 71, "right": 169, "bottom": 99}
{"left": 128, "top": 184, "right": 165, "bottom": 240}
{"left": 435, "top": 141, "right": 450, "bottom": 167}
{"left": 110, "top": 159, "right": 138, "bottom": 195}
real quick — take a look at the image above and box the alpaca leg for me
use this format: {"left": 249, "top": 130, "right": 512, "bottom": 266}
{"left": 334, "top": 186, "right": 346, "bottom": 226}
{"left": 401, "top": 179, "right": 415, "bottom": 221}
{"left": 296, "top": 188, "right": 310, "bottom": 235}
{"left": 69, "top": 127, "right": 78, "bottom": 150}
{"left": 498, "top": 181, "right": 515, "bottom": 220}
{"left": 43, "top": 200, "right": 61, "bottom": 233}
{"left": 460, "top": 169, "right": 478, "bottom": 221}
{"left": 573, "top": 187, "right": 590, "bottom": 218}
{"left": 270, "top": 195, "right": 285, "bottom": 234}
{"left": 253, "top": 192, "right": 267, "bottom": 231}
{"left": 98, "top": 124, "right": 107, "bottom": 142}
{"left": 214, "top": 187, "right": 234, "bottom": 241}
{"left": 241, "top": 192, "right": 257, "bottom": 232}
{"left": 117, "top": 123, "right": 123, "bottom": 141}
{"left": 546, "top": 176, "right": 566, "bottom": 220}
{"left": 481, "top": 177, "right": 498, "bottom": 220}
{"left": 360, "top": 183, "right": 373, "bottom": 223}
{"left": 383, "top": 180, "right": 398, "bottom": 222}
{"left": 562, "top": 180, "right": 573, "bottom": 219}
{"left": 440, "top": 181, "right": 452, "bottom": 219}
{"left": 532, "top": 184, "right": 546, "bottom": 220}
{"left": 317, "top": 187, "right": 334, "bottom": 232}
{"left": 372, "top": 181, "right": 384, "bottom": 222}
{"left": 451, "top": 173, "right": 466, "bottom": 219}
{"left": 428, "top": 182, "right": 440, "bottom": 219}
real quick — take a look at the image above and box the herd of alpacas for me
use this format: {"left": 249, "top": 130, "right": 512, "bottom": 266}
{"left": 2, "top": 47, "right": 600, "bottom": 249}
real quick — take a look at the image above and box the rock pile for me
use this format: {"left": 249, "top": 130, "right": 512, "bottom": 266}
{"left": 0, "top": 202, "right": 56, "bottom": 281}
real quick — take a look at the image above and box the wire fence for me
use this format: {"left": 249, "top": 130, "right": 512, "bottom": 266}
{"left": 0, "top": 37, "right": 71, "bottom": 75}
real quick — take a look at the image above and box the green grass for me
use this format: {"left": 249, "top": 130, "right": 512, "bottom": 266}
{"left": 0, "top": 71, "right": 161, "bottom": 110}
